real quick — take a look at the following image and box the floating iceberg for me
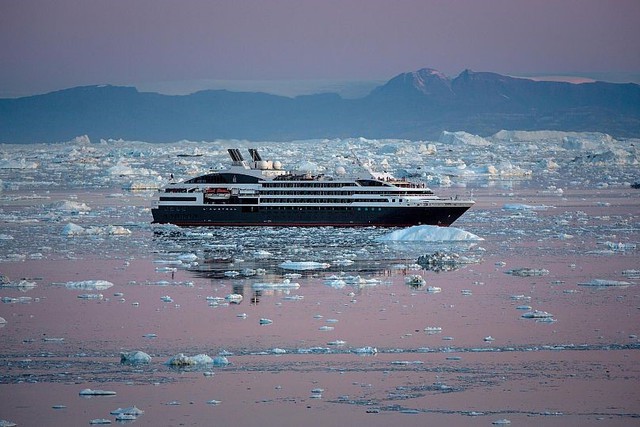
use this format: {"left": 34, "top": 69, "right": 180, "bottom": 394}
{"left": 353, "top": 346, "right": 377, "bottom": 355}
{"left": 120, "top": 351, "right": 152, "bottom": 364}
{"left": 79, "top": 388, "right": 117, "bottom": 396}
{"left": 505, "top": 268, "right": 549, "bottom": 277}
{"left": 53, "top": 200, "right": 91, "bottom": 212}
{"left": 65, "top": 280, "right": 114, "bottom": 290}
{"left": 279, "top": 261, "right": 331, "bottom": 270}
{"left": 377, "top": 225, "right": 483, "bottom": 242}
{"left": 225, "top": 294, "right": 243, "bottom": 303}
{"left": 252, "top": 279, "right": 300, "bottom": 289}
{"left": 521, "top": 310, "right": 554, "bottom": 319}
{"left": 440, "top": 131, "right": 492, "bottom": 147}
{"left": 166, "top": 353, "right": 213, "bottom": 366}
{"left": 502, "top": 204, "right": 551, "bottom": 211}
{"left": 578, "top": 279, "right": 633, "bottom": 287}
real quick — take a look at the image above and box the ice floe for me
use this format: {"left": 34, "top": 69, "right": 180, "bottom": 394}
{"left": 578, "top": 279, "right": 633, "bottom": 287}
{"left": 65, "top": 280, "right": 114, "bottom": 290}
{"left": 62, "top": 223, "right": 131, "bottom": 236}
{"left": 120, "top": 351, "right": 152, "bottom": 364}
{"left": 252, "top": 279, "right": 300, "bottom": 289}
{"left": 505, "top": 268, "right": 549, "bottom": 277}
{"left": 166, "top": 353, "right": 214, "bottom": 366}
{"left": 279, "top": 261, "right": 331, "bottom": 270}
{"left": 79, "top": 388, "right": 117, "bottom": 396}
{"left": 502, "top": 204, "right": 552, "bottom": 211}
{"left": 377, "top": 225, "right": 483, "bottom": 242}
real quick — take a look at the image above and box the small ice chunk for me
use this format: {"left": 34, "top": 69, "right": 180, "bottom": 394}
{"left": 426, "top": 286, "right": 441, "bottom": 293}
{"left": 89, "top": 419, "right": 112, "bottom": 425}
{"left": 492, "top": 419, "right": 511, "bottom": 425}
{"left": 120, "top": 351, "right": 151, "bottom": 364}
{"left": 160, "top": 295, "right": 173, "bottom": 303}
{"left": 206, "top": 399, "right": 222, "bottom": 405}
{"left": 521, "top": 310, "right": 554, "bottom": 319}
{"left": 225, "top": 294, "right": 243, "bottom": 303}
{"left": 79, "top": 388, "right": 117, "bottom": 396}
{"left": 484, "top": 336, "right": 495, "bottom": 342}
{"left": 259, "top": 318, "right": 273, "bottom": 325}
{"left": 254, "top": 250, "right": 273, "bottom": 259}
{"left": 110, "top": 406, "right": 144, "bottom": 416}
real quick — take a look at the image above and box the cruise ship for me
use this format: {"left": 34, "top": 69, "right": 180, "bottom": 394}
{"left": 151, "top": 149, "right": 474, "bottom": 227}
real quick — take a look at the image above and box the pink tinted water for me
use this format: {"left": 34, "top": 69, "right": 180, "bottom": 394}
{"left": 1, "top": 187, "right": 639, "bottom": 426}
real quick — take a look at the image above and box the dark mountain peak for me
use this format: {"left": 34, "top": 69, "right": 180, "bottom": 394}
{"left": 370, "top": 68, "right": 453, "bottom": 98}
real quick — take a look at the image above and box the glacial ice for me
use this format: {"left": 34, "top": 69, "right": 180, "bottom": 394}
{"left": 79, "top": 388, "right": 117, "bottom": 396}
{"left": 252, "top": 279, "right": 300, "bottom": 289}
{"left": 578, "top": 279, "right": 633, "bottom": 287}
{"left": 279, "top": 261, "right": 331, "bottom": 270}
{"left": 120, "top": 351, "right": 152, "bottom": 364}
{"left": 62, "top": 223, "right": 131, "bottom": 236}
{"left": 377, "top": 225, "right": 483, "bottom": 242}
{"left": 65, "top": 280, "right": 114, "bottom": 290}
{"left": 166, "top": 353, "right": 213, "bottom": 366}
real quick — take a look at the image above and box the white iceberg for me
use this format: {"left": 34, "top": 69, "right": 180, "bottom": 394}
{"left": 440, "top": 131, "right": 491, "bottom": 147}
{"left": 166, "top": 353, "right": 213, "bottom": 366}
{"left": 521, "top": 310, "right": 554, "bottom": 319}
{"left": 79, "top": 388, "right": 117, "bottom": 396}
{"left": 120, "top": 351, "right": 152, "bottom": 364}
{"left": 502, "top": 204, "right": 551, "bottom": 211}
{"left": 279, "top": 261, "right": 331, "bottom": 270}
{"left": 53, "top": 200, "right": 91, "bottom": 212}
{"left": 377, "top": 225, "right": 483, "bottom": 242}
{"left": 252, "top": 279, "right": 300, "bottom": 289}
{"left": 65, "top": 280, "right": 114, "bottom": 290}
{"left": 578, "top": 279, "right": 633, "bottom": 287}
{"left": 62, "top": 223, "right": 131, "bottom": 236}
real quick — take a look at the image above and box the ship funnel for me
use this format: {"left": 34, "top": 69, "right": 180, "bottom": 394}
{"left": 228, "top": 148, "right": 244, "bottom": 162}
{"left": 248, "top": 149, "right": 262, "bottom": 162}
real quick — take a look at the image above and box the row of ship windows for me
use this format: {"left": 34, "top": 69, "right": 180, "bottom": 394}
{"left": 263, "top": 182, "right": 356, "bottom": 188}
{"left": 261, "top": 198, "right": 392, "bottom": 204}
{"left": 163, "top": 206, "right": 386, "bottom": 212}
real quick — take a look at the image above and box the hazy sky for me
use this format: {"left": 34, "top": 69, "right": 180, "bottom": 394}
{"left": 1, "top": 0, "right": 639, "bottom": 97}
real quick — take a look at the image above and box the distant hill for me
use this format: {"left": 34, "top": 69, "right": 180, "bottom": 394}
{"left": 1, "top": 68, "right": 639, "bottom": 143}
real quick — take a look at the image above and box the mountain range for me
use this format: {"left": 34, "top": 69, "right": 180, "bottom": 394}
{"left": 1, "top": 68, "right": 639, "bottom": 143}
